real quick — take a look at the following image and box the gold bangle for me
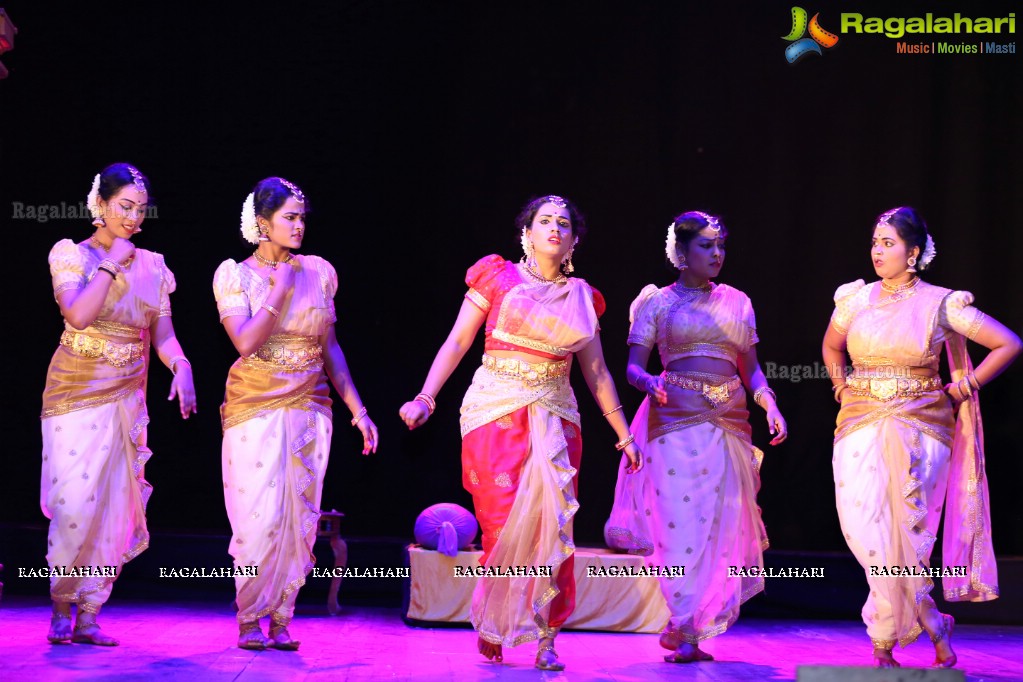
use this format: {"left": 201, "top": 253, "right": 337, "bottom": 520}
{"left": 967, "top": 374, "right": 981, "bottom": 391}
{"left": 351, "top": 406, "right": 368, "bottom": 427}
{"left": 602, "top": 405, "right": 623, "bottom": 417}
{"left": 261, "top": 303, "right": 280, "bottom": 318}
{"left": 614, "top": 434, "right": 635, "bottom": 451}
{"left": 169, "top": 355, "right": 191, "bottom": 375}
{"left": 414, "top": 392, "right": 436, "bottom": 414}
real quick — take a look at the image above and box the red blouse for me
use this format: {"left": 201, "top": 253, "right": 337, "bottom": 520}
{"left": 465, "top": 255, "right": 606, "bottom": 360}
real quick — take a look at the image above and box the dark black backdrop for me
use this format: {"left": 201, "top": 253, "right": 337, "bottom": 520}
{"left": 2, "top": 1, "right": 1020, "bottom": 558}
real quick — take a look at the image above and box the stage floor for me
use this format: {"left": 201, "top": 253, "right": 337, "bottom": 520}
{"left": 0, "top": 596, "right": 1020, "bottom": 681}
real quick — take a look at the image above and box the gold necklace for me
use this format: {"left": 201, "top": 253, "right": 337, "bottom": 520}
{"left": 523, "top": 263, "right": 567, "bottom": 284}
{"left": 672, "top": 280, "right": 712, "bottom": 295}
{"left": 252, "top": 250, "right": 294, "bottom": 270}
{"left": 881, "top": 276, "right": 920, "bottom": 293}
{"left": 90, "top": 236, "right": 111, "bottom": 252}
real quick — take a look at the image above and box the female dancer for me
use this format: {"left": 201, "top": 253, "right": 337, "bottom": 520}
{"left": 42, "top": 163, "right": 196, "bottom": 645}
{"left": 399, "top": 195, "right": 642, "bottom": 671}
{"left": 823, "top": 206, "right": 1020, "bottom": 668}
{"left": 214, "top": 176, "right": 378, "bottom": 650}
{"left": 605, "top": 210, "right": 785, "bottom": 662}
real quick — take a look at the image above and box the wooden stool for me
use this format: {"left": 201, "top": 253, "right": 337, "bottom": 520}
{"left": 317, "top": 510, "right": 347, "bottom": 615}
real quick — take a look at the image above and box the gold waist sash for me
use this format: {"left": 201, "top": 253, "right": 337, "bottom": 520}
{"left": 248, "top": 335, "right": 323, "bottom": 371}
{"left": 480, "top": 354, "right": 569, "bottom": 387}
{"left": 664, "top": 371, "right": 743, "bottom": 408}
{"left": 59, "top": 329, "right": 145, "bottom": 368}
{"left": 846, "top": 374, "right": 942, "bottom": 402}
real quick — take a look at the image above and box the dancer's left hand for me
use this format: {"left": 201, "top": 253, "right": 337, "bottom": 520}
{"left": 356, "top": 416, "right": 379, "bottom": 455}
{"left": 169, "top": 365, "right": 197, "bottom": 419}
{"left": 623, "top": 442, "right": 644, "bottom": 473}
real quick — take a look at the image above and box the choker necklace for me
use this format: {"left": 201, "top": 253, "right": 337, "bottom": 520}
{"left": 523, "top": 263, "right": 567, "bottom": 284}
{"left": 253, "top": 251, "right": 294, "bottom": 270}
{"left": 672, "top": 280, "right": 712, "bottom": 294}
{"left": 881, "top": 276, "right": 920, "bottom": 293}
{"left": 90, "top": 236, "right": 111, "bottom": 252}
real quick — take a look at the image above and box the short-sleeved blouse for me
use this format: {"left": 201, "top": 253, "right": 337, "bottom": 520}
{"left": 464, "top": 254, "right": 605, "bottom": 360}
{"left": 627, "top": 283, "right": 758, "bottom": 366}
{"left": 48, "top": 238, "right": 175, "bottom": 330}
{"left": 213, "top": 254, "right": 338, "bottom": 338}
{"left": 830, "top": 279, "right": 985, "bottom": 371}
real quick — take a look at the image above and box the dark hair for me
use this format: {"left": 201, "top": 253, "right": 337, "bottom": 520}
{"left": 515, "top": 194, "right": 588, "bottom": 244}
{"left": 97, "top": 162, "right": 153, "bottom": 202}
{"left": 252, "top": 176, "right": 309, "bottom": 222}
{"left": 876, "top": 206, "right": 930, "bottom": 271}
{"left": 670, "top": 210, "right": 728, "bottom": 252}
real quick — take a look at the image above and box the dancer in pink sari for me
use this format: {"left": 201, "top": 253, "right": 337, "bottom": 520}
{"left": 399, "top": 195, "right": 642, "bottom": 671}
{"left": 215, "top": 177, "right": 378, "bottom": 650}
{"left": 605, "top": 211, "right": 786, "bottom": 662}
{"left": 42, "top": 163, "right": 197, "bottom": 645}
{"left": 823, "top": 206, "right": 1020, "bottom": 669}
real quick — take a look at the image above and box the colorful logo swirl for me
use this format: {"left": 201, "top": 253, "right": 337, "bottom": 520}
{"left": 782, "top": 7, "right": 839, "bottom": 63}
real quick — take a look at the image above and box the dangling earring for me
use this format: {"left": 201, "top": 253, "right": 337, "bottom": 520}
{"left": 907, "top": 255, "right": 918, "bottom": 273}
{"left": 561, "top": 239, "right": 578, "bottom": 274}
{"left": 677, "top": 253, "right": 688, "bottom": 271}
{"left": 92, "top": 217, "right": 106, "bottom": 229}
{"left": 520, "top": 227, "right": 535, "bottom": 265}
{"left": 258, "top": 224, "right": 270, "bottom": 242}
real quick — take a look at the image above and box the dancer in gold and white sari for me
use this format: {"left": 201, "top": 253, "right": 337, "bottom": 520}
{"left": 41, "top": 163, "right": 196, "bottom": 645}
{"left": 823, "top": 206, "right": 1020, "bottom": 669}
{"left": 605, "top": 211, "right": 786, "bottom": 663}
{"left": 399, "top": 195, "right": 642, "bottom": 671}
{"left": 215, "top": 177, "right": 378, "bottom": 650}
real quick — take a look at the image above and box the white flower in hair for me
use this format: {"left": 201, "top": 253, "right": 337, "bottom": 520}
{"left": 665, "top": 223, "right": 680, "bottom": 268}
{"left": 86, "top": 174, "right": 102, "bottom": 219}
{"left": 240, "top": 193, "right": 259, "bottom": 244}
{"left": 919, "top": 234, "right": 937, "bottom": 270}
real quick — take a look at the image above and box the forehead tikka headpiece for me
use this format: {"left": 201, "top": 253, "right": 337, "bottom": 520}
{"left": 277, "top": 177, "right": 305, "bottom": 203}
{"left": 541, "top": 195, "right": 567, "bottom": 208}
{"left": 126, "top": 166, "right": 147, "bottom": 194}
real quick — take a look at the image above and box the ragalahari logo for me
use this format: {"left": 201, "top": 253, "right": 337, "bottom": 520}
{"left": 782, "top": 7, "right": 839, "bottom": 63}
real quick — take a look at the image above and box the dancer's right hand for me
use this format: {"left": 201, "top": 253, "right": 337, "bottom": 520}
{"left": 642, "top": 373, "right": 668, "bottom": 405}
{"left": 108, "top": 237, "right": 135, "bottom": 266}
{"left": 271, "top": 260, "right": 296, "bottom": 290}
{"left": 399, "top": 400, "right": 430, "bottom": 430}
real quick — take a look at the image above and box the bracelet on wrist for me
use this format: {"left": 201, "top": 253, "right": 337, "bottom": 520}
{"left": 261, "top": 303, "right": 280, "bottom": 318}
{"left": 97, "top": 266, "right": 117, "bottom": 279}
{"left": 614, "top": 434, "right": 635, "bottom": 451}
{"left": 351, "top": 406, "right": 368, "bottom": 427}
{"left": 414, "top": 392, "right": 436, "bottom": 414}
{"left": 753, "top": 386, "right": 777, "bottom": 409}
{"left": 967, "top": 373, "right": 981, "bottom": 391}
{"left": 602, "top": 404, "right": 623, "bottom": 418}
{"left": 169, "top": 355, "right": 191, "bottom": 375}
{"left": 833, "top": 384, "right": 848, "bottom": 403}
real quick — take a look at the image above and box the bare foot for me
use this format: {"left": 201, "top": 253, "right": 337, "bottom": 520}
{"left": 71, "top": 619, "right": 119, "bottom": 646}
{"left": 664, "top": 642, "right": 713, "bottom": 663}
{"left": 923, "top": 612, "right": 956, "bottom": 668}
{"left": 872, "top": 647, "right": 900, "bottom": 668}
{"left": 269, "top": 622, "right": 301, "bottom": 651}
{"left": 238, "top": 621, "right": 270, "bottom": 650}
{"left": 477, "top": 636, "right": 503, "bottom": 662}
{"left": 536, "top": 637, "right": 565, "bottom": 671}
{"left": 47, "top": 603, "right": 72, "bottom": 644}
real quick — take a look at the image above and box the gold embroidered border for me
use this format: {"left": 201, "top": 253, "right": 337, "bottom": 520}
{"left": 967, "top": 311, "right": 986, "bottom": 341}
{"left": 465, "top": 288, "right": 490, "bottom": 312}
{"left": 491, "top": 329, "right": 567, "bottom": 357}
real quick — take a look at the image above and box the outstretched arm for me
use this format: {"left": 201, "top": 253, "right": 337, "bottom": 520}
{"left": 322, "top": 324, "right": 377, "bottom": 454}
{"left": 576, "top": 334, "right": 643, "bottom": 472}
{"left": 399, "top": 299, "right": 487, "bottom": 430}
